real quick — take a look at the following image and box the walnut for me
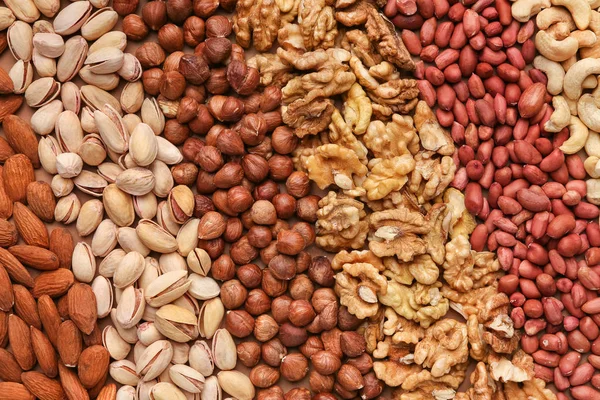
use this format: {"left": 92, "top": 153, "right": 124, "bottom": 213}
{"left": 373, "top": 360, "right": 423, "bottom": 387}
{"left": 292, "top": 135, "right": 326, "bottom": 172}
{"left": 328, "top": 109, "right": 368, "bottom": 162}
{"left": 277, "top": 23, "right": 305, "bottom": 52}
{"left": 363, "top": 156, "right": 416, "bottom": 200}
{"left": 408, "top": 152, "right": 457, "bottom": 204}
{"left": 306, "top": 144, "right": 368, "bottom": 190}
{"left": 464, "top": 362, "right": 497, "bottom": 400}
{"left": 283, "top": 98, "right": 335, "bottom": 138}
{"left": 363, "top": 114, "right": 420, "bottom": 159}
{"left": 413, "top": 319, "right": 469, "bottom": 378}
{"left": 397, "top": 381, "right": 458, "bottom": 400}
{"left": 467, "top": 315, "right": 488, "bottom": 362}
{"left": 443, "top": 189, "right": 477, "bottom": 239}
{"left": 343, "top": 83, "right": 372, "bottom": 135}
{"left": 442, "top": 284, "right": 502, "bottom": 320}
{"left": 342, "top": 29, "right": 383, "bottom": 67}
{"left": 504, "top": 379, "right": 558, "bottom": 400}
{"left": 379, "top": 281, "right": 449, "bottom": 328}
{"left": 401, "top": 363, "right": 468, "bottom": 391}
{"left": 316, "top": 191, "right": 368, "bottom": 251}
{"left": 233, "top": 0, "right": 281, "bottom": 52}
{"left": 488, "top": 351, "right": 534, "bottom": 383}
{"left": 414, "top": 101, "right": 455, "bottom": 156}
{"left": 247, "top": 53, "right": 295, "bottom": 88}
{"left": 382, "top": 307, "right": 425, "bottom": 345}
{"left": 276, "top": 0, "right": 301, "bottom": 22}
{"left": 298, "top": 0, "right": 338, "bottom": 50}
{"left": 383, "top": 255, "right": 440, "bottom": 286}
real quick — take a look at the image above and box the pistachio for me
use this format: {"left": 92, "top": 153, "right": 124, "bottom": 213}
{"left": 53, "top": 1, "right": 92, "bottom": 36}
{"left": 198, "top": 298, "right": 224, "bottom": 340}
{"left": 81, "top": 85, "right": 120, "bottom": 112}
{"left": 136, "top": 379, "right": 155, "bottom": 400}
{"left": 187, "top": 248, "right": 211, "bottom": 276}
{"left": 85, "top": 47, "right": 125, "bottom": 74}
{"left": 116, "top": 285, "right": 146, "bottom": 329}
{"left": 156, "top": 136, "right": 184, "bottom": 165}
{"left": 171, "top": 342, "right": 190, "bottom": 365}
{"left": 32, "top": 0, "right": 60, "bottom": 18}
{"left": 81, "top": 7, "right": 118, "bottom": 41}
{"left": 38, "top": 135, "right": 62, "bottom": 174}
{"left": 76, "top": 198, "right": 104, "bottom": 236}
{"left": 110, "top": 360, "right": 140, "bottom": 386}
{"left": 90, "top": 0, "right": 110, "bottom": 7}
{"left": 98, "top": 162, "right": 124, "bottom": 183}
{"left": 116, "top": 167, "right": 156, "bottom": 196}
{"left": 103, "top": 183, "right": 135, "bottom": 227}
{"left": 123, "top": 114, "right": 142, "bottom": 133}
{"left": 145, "top": 270, "right": 191, "bottom": 308}
{"left": 169, "top": 364, "right": 205, "bottom": 393}
{"left": 91, "top": 219, "right": 118, "bottom": 257}
{"left": 137, "top": 321, "right": 165, "bottom": 346}
{"left": 92, "top": 276, "right": 114, "bottom": 319}
{"left": 56, "top": 110, "right": 84, "bottom": 153}
{"left": 110, "top": 309, "right": 138, "bottom": 345}
{"left": 95, "top": 104, "right": 129, "bottom": 154}
{"left": 81, "top": 106, "right": 98, "bottom": 133}
{"left": 113, "top": 250, "right": 145, "bottom": 289}
{"left": 168, "top": 186, "right": 194, "bottom": 225}
{"left": 129, "top": 123, "right": 158, "bottom": 166}
{"left": 55, "top": 152, "right": 83, "bottom": 178}
{"left": 0, "top": 8, "right": 15, "bottom": 31}
{"left": 121, "top": 81, "right": 144, "bottom": 114}
{"left": 155, "top": 305, "right": 199, "bottom": 343}
{"left": 189, "top": 341, "right": 214, "bottom": 376}
{"left": 212, "top": 329, "right": 237, "bottom": 371}
{"left": 54, "top": 192, "right": 81, "bottom": 224}
{"left": 7, "top": 21, "right": 33, "bottom": 62}
{"left": 118, "top": 53, "right": 143, "bottom": 82}
{"left": 172, "top": 293, "right": 200, "bottom": 317}
{"left": 176, "top": 218, "right": 200, "bottom": 257}
{"left": 141, "top": 97, "right": 166, "bottom": 135}
{"left": 136, "top": 340, "right": 173, "bottom": 381}
{"left": 134, "top": 192, "right": 158, "bottom": 220}
{"left": 32, "top": 48, "right": 57, "bottom": 77}
{"left": 188, "top": 274, "right": 220, "bottom": 300}
{"left": 117, "top": 226, "right": 151, "bottom": 256}
{"left": 32, "top": 32, "right": 64, "bottom": 58}
{"left": 102, "top": 324, "right": 130, "bottom": 361}
{"left": 217, "top": 371, "right": 255, "bottom": 400}
{"left": 151, "top": 161, "right": 174, "bottom": 198}
{"left": 116, "top": 385, "right": 136, "bottom": 400}
{"left": 136, "top": 218, "right": 179, "bottom": 253}
{"left": 138, "top": 257, "right": 160, "bottom": 291}
{"left": 89, "top": 31, "right": 127, "bottom": 54}
{"left": 32, "top": 20, "right": 54, "bottom": 34}
{"left": 31, "top": 100, "right": 63, "bottom": 136}
{"left": 150, "top": 382, "right": 186, "bottom": 400}
{"left": 142, "top": 304, "right": 158, "bottom": 323}
{"left": 51, "top": 175, "right": 74, "bottom": 197}
{"left": 61, "top": 81, "right": 81, "bottom": 114}
{"left": 8, "top": 60, "right": 33, "bottom": 94}
{"left": 79, "top": 66, "right": 120, "bottom": 91}
{"left": 118, "top": 153, "right": 137, "bottom": 170}
{"left": 72, "top": 241, "right": 96, "bottom": 283}
{"left": 97, "top": 247, "right": 124, "bottom": 277}
{"left": 79, "top": 134, "right": 107, "bottom": 166}
{"left": 24, "top": 76, "right": 60, "bottom": 107}
{"left": 57, "top": 35, "right": 87, "bottom": 82}
{"left": 158, "top": 252, "right": 187, "bottom": 275}
{"left": 4, "top": 0, "right": 39, "bottom": 22}
{"left": 202, "top": 376, "right": 222, "bottom": 400}
{"left": 157, "top": 201, "right": 180, "bottom": 237}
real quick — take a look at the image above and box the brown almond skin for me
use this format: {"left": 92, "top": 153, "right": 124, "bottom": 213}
{"left": 95, "top": 383, "right": 117, "bottom": 400}
{"left": 12, "top": 202, "right": 49, "bottom": 248}
{"left": 2, "top": 116, "right": 40, "bottom": 168}
{"left": 13, "top": 285, "right": 41, "bottom": 329}
{"left": 0, "top": 219, "right": 17, "bottom": 247}
{"left": 49, "top": 228, "right": 73, "bottom": 270}
{"left": 0, "top": 263, "right": 13, "bottom": 312}
{"left": 57, "top": 362, "right": 89, "bottom": 400}
{"left": 0, "top": 382, "right": 34, "bottom": 400}
{"left": 9, "top": 245, "right": 59, "bottom": 271}
{"left": 32, "top": 269, "right": 74, "bottom": 298}
{"left": 56, "top": 321, "right": 82, "bottom": 368}
{"left": 0, "top": 311, "right": 7, "bottom": 348}
{"left": 0, "top": 248, "right": 32, "bottom": 287}
{"left": 77, "top": 345, "right": 110, "bottom": 389}
{"left": 0, "top": 166, "right": 13, "bottom": 219}
{"left": 0, "top": 348, "right": 23, "bottom": 382}
{"left": 8, "top": 315, "right": 36, "bottom": 371}
{"left": 3, "top": 156, "right": 34, "bottom": 204}
{"left": 67, "top": 283, "right": 97, "bottom": 335}
{"left": 37, "top": 295, "right": 61, "bottom": 348}
{"left": 30, "top": 327, "right": 58, "bottom": 378}
{"left": 26, "top": 182, "right": 55, "bottom": 223}
{"left": 21, "top": 371, "right": 65, "bottom": 400}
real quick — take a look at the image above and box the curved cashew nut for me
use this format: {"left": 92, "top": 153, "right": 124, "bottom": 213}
{"left": 564, "top": 58, "right": 600, "bottom": 99}
{"left": 562, "top": 55, "right": 578, "bottom": 71}
{"left": 583, "top": 75, "right": 599, "bottom": 89}
{"left": 570, "top": 30, "right": 597, "bottom": 47}
{"left": 590, "top": 0, "right": 600, "bottom": 9}
{"left": 590, "top": 10, "right": 600, "bottom": 33}
{"left": 533, "top": 56, "right": 565, "bottom": 95}
{"left": 551, "top": 0, "right": 592, "bottom": 29}
{"left": 578, "top": 94, "right": 600, "bottom": 132}
{"left": 581, "top": 40, "right": 600, "bottom": 58}
{"left": 586, "top": 179, "right": 600, "bottom": 205}
{"left": 565, "top": 96, "right": 579, "bottom": 115}
{"left": 584, "top": 156, "right": 600, "bottom": 177}
{"left": 535, "top": 31, "right": 579, "bottom": 62}
{"left": 560, "top": 116, "right": 590, "bottom": 154}
{"left": 546, "top": 22, "right": 573, "bottom": 40}
{"left": 545, "top": 96, "right": 572, "bottom": 132}
{"left": 585, "top": 130, "right": 600, "bottom": 157}
{"left": 512, "top": 0, "right": 551, "bottom": 22}
{"left": 536, "top": 7, "right": 577, "bottom": 29}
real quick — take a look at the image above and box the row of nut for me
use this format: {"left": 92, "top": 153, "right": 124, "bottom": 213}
{"left": 384, "top": 0, "right": 600, "bottom": 397}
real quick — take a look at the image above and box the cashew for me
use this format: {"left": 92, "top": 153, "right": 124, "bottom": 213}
{"left": 551, "top": 0, "right": 592, "bottom": 29}
{"left": 545, "top": 96, "right": 572, "bottom": 132}
{"left": 563, "top": 58, "right": 600, "bottom": 99}
{"left": 589, "top": 10, "right": 600, "bottom": 33}
{"left": 560, "top": 116, "right": 590, "bottom": 154}
{"left": 586, "top": 179, "right": 600, "bottom": 205}
{"left": 570, "top": 29, "right": 598, "bottom": 46}
{"left": 535, "top": 31, "right": 580, "bottom": 61}
{"left": 562, "top": 55, "right": 578, "bottom": 71}
{"left": 584, "top": 156, "right": 600, "bottom": 177}
{"left": 592, "top": 77, "right": 600, "bottom": 101}
{"left": 533, "top": 56, "right": 565, "bottom": 95}
{"left": 589, "top": 0, "right": 600, "bottom": 9}
{"left": 581, "top": 39, "right": 600, "bottom": 58}
{"left": 536, "top": 6, "right": 577, "bottom": 29}
{"left": 583, "top": 75, "right": 599, "bottom": 89}
{"left": 578, "top": 95, "right": 600, "bottom": 132}
{"left": 565, "top": 96, "right": 579, "bottom": 115}
{"left": 512, "top": 0, "right": 552, "bottom": 22}
{"left": 585, "top": 130, "right": 600, "bottom": 157}
{"left": 546, "top": 22, "right": 574, "bottom": 39}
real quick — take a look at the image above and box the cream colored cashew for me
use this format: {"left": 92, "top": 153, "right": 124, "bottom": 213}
{"left": 536, "top": 31, "right": 580, "bottom": 61}
{"left": 592, "top": 77, "right": 600, "bottom": 101}
{"left": 565, "top": 96, "right": 579, "bottom": 115}
{"left": 563, "top": 58, "right": 600, "bottom": 99}
{"left": 586, "top": 179, "right": 600, "bottom": 205}
{"left": 578, "top": 95, "right": 600, "bottom": 132}
{"left": 545, "top": 96, "right": 572, "bottom": 132}
{"left": 512, "top": 0, "right": 551, "bottom": 22}
{"left": 560, "top": 116, "right": 590, "bottom": 154}
{"left": 536, "top": 7, "right": 577, "bottom": 29}
{"left": 581, "top": 40, "right": 600, "bottom": 59}
{"left": 583, "top": 75, "right": 599, "bottom": 89}
{"left": 533, "top": 56, "right": 565, "bottom": 95}
{"left": 585, "top": 130, "right": 600, "bottom": 157}
{"left": 584, "top": 156, "right": 600, "bottom": 177}
{"left": 570, "top": 30, "right": 598, "bottom": 46}
{"left": 589, "top": 10, "right": 600, "bottom": 33}
{"left": 551, "top": 0, "right": 592, "bottom": 29}
{"left": 546, "top": 22, "right": 573, "bottom": 40}
{"left": 589, "top": 0, "right": 600, "bottom": 9}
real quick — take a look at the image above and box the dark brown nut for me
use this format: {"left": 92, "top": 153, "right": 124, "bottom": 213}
{"left": 250, "top": 200, "right": 277, "bottom": 225}
{"left": 235, "top": 114, "right": 268, "bottom": 146}
{"left": 250, "top": 364, "right": 280, "bottom": 388}
{"left": 142, "top": 68, "right": 164, "bottom": 96}
{"left": 311, "top": 350, "right": 341, "bottom": 375}
{"left": 242, "top": 154, "right": 269, "bottom": 183}
{"left": 171, "top": 162, "right": 198, "bottom": 185}
{"left": 136, "top": 42, "right": 166, "bottom": 68}
{"left": 309, "top": 371, "right": 335, "bottom": 393}
{"left": 337, "top": 364, "right": 364, "bottom": 391}
{"left": 262, "top": 269, "right": 288, "bottom": 298}
{"left": 198, "top": 238, "right": 224, "bottom": 259}
{"left": 166, "top": 0, "right": 193, "bottom": 22}
{"left": 272, "top": 194, "right": 296, "bottom": 220}
{"left": 220, "top": 279, "right": 247, "bottom": 309}
{"left": 206, "top": 15, "right": 232, "bottom": 37}
{"left": 213, "top": 190, "right": 237, "bottom": 216}
{"left": 279, "top": 323, "right": 308, "bottom": 347}
{"left": 321, "top": 329, "right": 343, "bottom": 358}
{"left": 260, "top": 86, "right": 282, "bottom": 113}
{"left": 230, "top": 236, "right": 258, "bottom": 265}
{"left": 360, "top": 373, "right": 383, "bottom": 400}
{"left": 257, "top": 386, "right": 284, "bottom": 400}
{"left": 214, "top": 163, "right": 244, "bottom": 188}
{"left": 269, "top": 255, "right": 296, "bottom": 281}
{"left": 182, "top": 137, "right": 204, "bottom": 162}
{"left": 164, "top": 120, "right": 190, "bottom": 145}
{"left": 288, "top": 275, "right": 314, "bottom": 301}
{"left": 142, "top": 0, "right": 168, "bottom": 30}
{"left": 254, "top": 314, "right": 279, "bottom": 342}
{"left": 307, "top": 257, "right": 335, "bottom": 288}
{"left": 340, "top": 331, "right": 366, "bottom": 357}
{"left": 312, "top": 289, "right": 337, "bottom": 313}
{"left": 113, "top": 0, "right": 140, "bottom": 15}
{"left": 227, "top": 60, "right": 259, "bottom": 95}
{"left": 248, "top": 137, "right": 273, "bottom": 159}
{"left": 271, "top": 220, "right": 290, "bottom": 238}
{"left": 204, "top": 37, "right": 232, "bottom": 64}
{"left": 223, "top": 217, "right": 243, "bottom": 243}
{"left": 260, "top": 242, "right": 279, "bottom": 265}
{"left": 334, "top": 382, "right": 356, "bottom": 400}
{"left": 195, "top": 146, "right": 223, "bottom": 172}
{"left": 338, "top": 306, "right": 362, "bottom": 331}
{"left": 296, "top": 196, "right": 320, "bottom": 223}
{"left": 216, "top": 130, "right": 245, "bottom": 156}
{"left": 292, "top": 223, "right": 315, "bottom": 248}
{"left": 185, "top": 84, "right": 206, "bottom": 102}
{"left": 262, "top": 338, "right": 287, "bottom": 367}
{"left": 196, "top": 171, "right": 217, "bottom": 194}
{"left": 286, "top": 172, "right": 310, "bottom": 198}
{"left": 208, "top": 95, "right": 245, "bottom": 122}
{"left": 210, "top": 254, "right": 235, "bottom": 281}
{"left": 122, "top": 14, "right": 149, "bottom": 40}
{"left": 158, "top": 24, "right": 184, "bottom": 52}
{"left": 288, "top": 299, "right": 316, "bottom": 327}
{"left": 178, "top": 54, "right": 210, "bottom": 85}
{"left": 271, "top": 126, "right": 297, "bottom": 155}
{"left": 193, "top": 194, "right": 214, "bottom": 217}
{"left": 183, "top": 16, "right": 205, "bottom": 46}
{"left": 254, "top": 181, "right": 279, "bottom": 202}
{"left": 178, "top": 97, "right": 200, "bottom": 123}
{"left": 205, "top": 68, "right": 230, "bottom": 94}
{"left": 197, "top": 211, "right": 226, "bottom": 240}
{"left": 189, "top": 105, "right": 214, "bottom": 135}
{"left": 284, "top": 388, "right": 310, "bottom": 400}
{"left": 225, "top": 309, "right": 255, "bottom": 338}
{"left": 163, "top": 51, "right": 184, "bottom": 72}
{"left": 245, "top": 289, "right": 271, "bottom": 316}
{"left": 295, "top": 252, "right": 311, "bottom": 274}
{"left": 300, "top": 336, "right": 324, "bottom": 358}
{"left": 269, "top": 155, "right": 294, "bottom": 181}
{"left": 280, "top": 353, "right": 308, "bottom": 382}
{"left": 237, "top": 341, "right": 261, "bottom": 368}
{"left": 237, "top": 263, "right": 262, "bottom": 288}
{"left": 220, "top": 0, "right": 237, "bottom": 11}
{"left": 193, "top": 0, "right": 219, "bottom": 17}
{"left": 347, "top": 353, "right": 373, "bottom": 375}
{"left": 271, "top": 295, "right": 292, "bottom": 324}
{"left": 243, "top": 93, "right": 262, "bottom": 114}
{"left": 205, "top": 125, "right": 226, "bottom": 146}
{"left": 276, "top": 230, "right": 305, "bottom": 256}
{"left": 247, "top": 225, "right": 272, "bottom": 248}
{"left": 262, "top": 111, "right": 283, "bottom": 132}
{"left": 160, "top": 71, "right": 186, "bottom": 100}
{"left": 229, "top": 43, "right": 245, "bottom": 63}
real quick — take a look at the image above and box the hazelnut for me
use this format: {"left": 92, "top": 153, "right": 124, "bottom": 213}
{"left": 182, "top": 137, "right": 204, "bottom": 161}
{"left": 311, "top": 350, "right": 341, "bottom": 375}
{"left": 276, "top": 230, "right": 305, "bottom": 256}
{"left": 286, "top": 172, "right": 310, "bottom": 198}
{"left": 206, "top": 125, "right": 226, "bottom": 146}
{"left": 142, "top": 68, "right": 164, "bottom": 96}
{"left": 309, "top": 371, "right": 335, "bottom": 393}
{"left": 334, "top": 382, "right": 356, "bottom": 400}
{"left": 205, "top": 68, "right": 230, "bottom": 94}
{"left": 160, "top": 70, "right": 186, "bottom": 100}
{"left": 260, "top": 242, "right": 280, "bottom": 265}
{"left": 261, "top": 338, "right": 287, "bottom": 367}
{"left": 235, "top": 113, "right": 267, "bottom": 146}
{"left": 254, "top": 314, "right": 279, "bottom": 342}
{"left": 262, "top": 269, "right": 288, "bottom": 298}
{"left": 247, "top": 225, "right": 272, "bottom": 249}
{"left": 166, "top": 0, "right": 193, "bottom": 23}
{"left": 220, "top": 0, "right": 237, "bottom": 11}
{"left": 299, "top": 336, "right": 324, "bottom": 358}
{"left": 210, "top": 254, "right": 236, "bottom": 281}
{"left": 337, "top": 364, "right": 364, "bottom": 391}
{"left": 308, "top": 256, "right": 334, "bottom": 287}
{"left": 237, "top": 263, "right": 263, "bottom": 288}
{"left": 230, "top": 236, "right": 258, "bottom": 265}
{"left": 179, "top": 54, "right": 210, "bottom": 85}
{"left": 142, "top": 0, "right": 168, "bottom": 30}
{"left": 292, "top": 222, "right": 315, "bottom": 247}
{"left": 271, "top": 220, "right": 290, "bottom": 237}
{"left": 254, "top": 181, "right": 280, "bottom": 202}
{"left": 347, "top": 353, "right": 374, "bottom": 375}
{"left": 340, "top": 331, "right": 366, "bottom": 357}
{"left": 271, "top": 295, "right": 292, "bottom": 324}
{"left": 197, "top": 237, "right": 224, "bottom": 259}
{"left": 272, "top": 194, "right": 296, "bottom": 219}
{"left": 289, "top": 275, "right": 314, "bottom": 301}
{"left": 193, "top": 0, "right": 219, "bottom": 17}
{"left": 284, "top": 388, "right": 310, "bottom": 400}
{"left": 204, "top": 37, "right": 232, "bottom": 64}
{"left": 271, "top": 126, "right": 297, "bottom": 155}
{"left": 269, "top": 155, "right": 294, "bottom": 181}
{"left": 220, "top": 279, "right": 247, "bottom": 309}
{"left": 257, "top": 386, "right": 284, "bottom": 400}
{"left": 208, "top": 95, "right": 245, "bottom": 122}
{"left": 122, "top": 14, "right": 149, "bottom": 40}
{"left": 245, "top": 289, "right": 271, "bottom": 316}
{"left": 237, "top": 341, "right": 261, "bottom": 368}
{"left": 193, "top": 194, "right": 214, "bottom": 217}
{"left": 197, "top": 211, "right": 226, "bottom": 240}
{"left": 296, "top": 195, "right": 320, "bottom": 223}
{"left": 241, "top": 210, "right": 255, "bottom": 230}
{"left": 196, "top": 146, "right": 223, "bottom": 172}
{"left": 338, "top": 306, "right": 362, "bottom": 331}
{"left": 135, "top": 42, "right": 166, "bottom": 68}
{"left": 158, "top": 24, "right": 184, "bottom": 53}
{"left": 312, "top": 288, "right": 337, "bottom": 312}
{"left": 185, "top": 84, "right": 206, "bottom": 102}
{"left": 360, "top": 373, "right": 383, "bottom": 400}
{"left": 244, "top": 93, "right": 263, "bottom": 114}
{"left": 230, "top": 43, "right": 245, "bottom": 63}
{"left": 242, "top": 154, "right": 270, "bottom": 183}
{"left": 268, "top": 255, "right": 296, "bottom": 281}
{"left": 183, "top": 16, "right": 205, "bottom": 47}
{"left": 196, "top": 170, "right": 217, "bottom": 194}
{"left": 223, "top": 217, "right": 243, "bottom": 242}
{"left": 164, "top": 120, "right": 190, "bottom": 145}
{"left": 216, "top": 129, "right": 245, "bottom": 156}
{"left": 261, "top": 86, "right": 283, "bottom": 112}
{"left": 206, "top": 15, "right": 232, "bottom": 37}
{"left": 310, "top": 302, "right": 338, "bottom": 333}
{"left": 163, "top": 51, "right": 184, "bottom": 72}
{"left": 278, "top": 323, "right": 307, "bottom": 347}
{"left": 321, "top": 328, "right": 343, "bottom": 358}
{"left": 113, "top": 0, "right": 140, "bottom": 15}
{"left": 250, "top": 200, "right": 277, "bottom": 225}
{"left": 227, "top": 60, "right": 259, "bottom": 95}
{"left": 248, "top": 137, "right": 273, "bottom": 159}
{"left": 280, "top": 353, "right": 308, "bottom": 382}
{"left": 178, "top": 97, "right": 199, "bottom": 123}
{"left": 288, "top": 299, "right": 315, "bottom": 327}
{"left": 171, "top": 162, "right": 198, "bottom": 185}
{"left": 189, "top": 105, "right": 214, "bottom": 135}
{"left": 214, "top": 163, "right": 244, "bottom": 188}
{"left": 250, "top": 364, "right": 280, "bottom": 388}
{"left": 313, "top": 394, "right": 336, "bottom": 400}
{"left": 225, "top": 310, "right": 254, "bottom": 338}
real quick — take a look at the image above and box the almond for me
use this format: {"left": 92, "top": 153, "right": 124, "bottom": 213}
{"left": 13, "top": 202, "right": 49, "bottom": 248}
{"left": 0, "top": 348, "right": 23, "bottom": 383}
{"left": 0, "top": 248, "right": 33, "bottom": 288}
{"left": 37, "top": 296, "right": 62, "bottom": 348}
{"left": 0, "top": 166, "right": 13, "bottom": 218}
{"left": 8, "top": 314, "right": 36, "bottom": 371}
{"left": 57, "top": 362, "right": 90, "bottom": 400}
{"left": 0, "top": 219, "right": 18, "bottom": 247}
{"left": 82, "top": 323, "right": 102, "bottom": 347}
{"left": 56, "top": 320, "right": 82, "bottom": 368}
{"left": 12, "top": 285, "right": 41, "bottom": 329}
{"left": 32, "top": 269, "right": 74, "bottom": 298}
{"left": 0, "top": 137, "right": 15, "bottom": 163}
{"left": 0, "top": 263, "right": 14, "bottom": 312}
{"left": 57, "top": 295, "right": 70, "bottom": 320}
{"left": 0, "top": 382, "right": 34, "bottom": 400}
{"left": 30, "top": 327, "right": 58, "bottom": 378}
{"left": 26, "top": 182, "right": 56, "bottom": 223}
{"left": 2, "top": 116, "right": 40, "bottom": 168}
{"left": 3, "top": 155, "right": 34, "bottom": 203}
{"left": 49, "top": 228, "right": 74, "bottom": 270}
{"left": 21, "top": 371, "right": 66, "bottom": 400}
{"left": 0, "top": 67, "right": 14, "bottom": 94}
{"left": 68, "top": 283, "right": 97, "bottom": 335}
{"left": 96, "top": 383, "right": 117, "bottom": 400}
{"left": 9, "top": 245, "right": 59, "bottom": 271}
{"left": 0, "top": 311, "right": 7, "bottom": 348}
{"left": 87, "top": 372, "right": 109, "bottom": 400}
{"left": 78, "top": 345, "right": 110, "bottom": 389}
{"left": 0, "top": 95, "right": 23, "bottom": 122}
